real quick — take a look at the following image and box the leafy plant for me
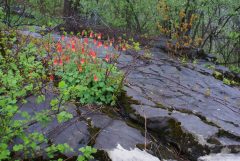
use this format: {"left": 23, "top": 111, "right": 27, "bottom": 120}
{"left": 77, "top": 146, "right": 97, "bottom": 161}
{"left": 51, "top": 33, "right": 124, "bottom": 106}
{"left": 223, "top": 78, "right": 231, "bottom": 85}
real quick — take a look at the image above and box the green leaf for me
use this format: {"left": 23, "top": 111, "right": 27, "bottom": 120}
{"left": 59, "top": 81, "right": 66, "bottom": 89}
{"left": 13, "top": 144, "right": 24, "bottom": 152}
{"left": 36, "top": 95, "right": 45, "bottom": 104}
{"left": 0, "top": 143, "right": 10, "bottom": 160}
{"left": 57, "top": 111, "right": 73, "bottom": 123}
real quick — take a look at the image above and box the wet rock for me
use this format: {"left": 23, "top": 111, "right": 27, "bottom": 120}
{"left": 198, "top": 153, "right": 240, "bottom": 161}
{"left": 124, "top": 48, "right": 240, "bottom": 159}
{"left": 15, "top": 91, "right": 90, "bottom": 157}
{"left": 87, "top": 112, "right": 160, "bottom": 161}
{"left": 49, "top": 119, "right": 89, "bottom": 156}
{"left": 130, "top": 105, "right": 219, "bottom": 159}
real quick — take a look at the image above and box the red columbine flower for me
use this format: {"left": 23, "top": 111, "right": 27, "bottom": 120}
{"left": 93, "top": 39, "right": 97, "bottom": 44}
{"left": 71, "top": 44, "right": 76, "bottom": 52}
{"left": 90, "top": 50, "right": 96, "bottom": 59}
{"left": 82, "top": 47, "right": 85, "bottom": 53}
{"left": 80, "top": 58, "right": 85, "bottom": 64}
{"left": 122, "top": 45, "right": 127, "bottom": 51}
{"left": 65, "top": 55, "right": 70, "bottom": 63}
{"left": 53, "top": 58, "right": 58, "bottom": 65}
{"left": 94, "top": 75, "right": 98, "bottom": 82}
{"left": 50, "top": 75, "right": 54, "bottom": 81}
{"left": 97, "top": 41, "right": 102, "bottom": 48}
{"left": 105, "top": 54, "right": 110, "bottom": 62}
{"left": 97, "top": 33, "right": 102, "bottom": 40}
{"left": 59, "top": 59, "right": 63, "bottom": 66}
{"left": 90, "top": 32, "right": 94, "bottom": 38}
{"left": 56, "top": 42, "right": 62, "bottom": 53}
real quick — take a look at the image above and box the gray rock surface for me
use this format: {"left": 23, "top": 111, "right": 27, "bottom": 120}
{"left": 122, "top": 46, "right": 240, "bottom": 160}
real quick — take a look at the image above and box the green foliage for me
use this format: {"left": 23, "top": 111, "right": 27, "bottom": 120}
{"left": 213, "top": 71, "right": 223, "bottom": 79}
{"left": 57, "top": 61, "right": 122, "bottom": 105}
{"left": 80, "top": 0, "right": 158, "bottom": 33}
{"left": 229, "top": 65, "right": 240, "bottom": 74}
{"left": 45, "top": 143, "right": 73, "bottom": 159}
{"left": 57, "top": 111, "right": 73, "bottom": 123}
{"left": 77, "top": 146, "right": 97, "bottom": 161}
{"left": 223, "top": 78, "right": 231, "bottom": 85}
{"left": 0, "top": 143, "right": 10, "bottom": 160}
{"left": 0, "top": 29, "right": 98, "bottom": 160}
{"left": 53, "top": 36, "right": 123, "bottom": 106}
{"left": 1, "top": 0, "right": 63, "bottom": 27}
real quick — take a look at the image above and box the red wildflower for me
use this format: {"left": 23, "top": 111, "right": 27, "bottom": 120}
{"left": 97, "top": 33, "right": 102, "bottom": 40}
{"left": 49, "top": 75, "right": 54, "bottom": 81}
{"left": 97, "top": 41, "right": 103, "bottom": 48}
{"left": 59, "top": 59, "right": 63, "bottom": 66}
{"left": 90, "top": 32, "right": 94, "bottom": 38}
{"left": 94, "top": 75, "right": 98, "bottom": 82}
{"left": 90, "top": 50, "right": 96, "bottom": 59}
{"left": 82, "top": 47, "right": 85, "bottom": 53}
{"left": 71, "top": 44, "right": 76, "bottom": 52}
{"left": 93, "top": 39, "right": 97, "bottom": 44}
{"left": 122, "top": 45, "right": 127, "bottom": 51}
{"left": 65, "top": 55, "right": 70, "bottom": 62}
{"left": 105, "top": 54, "right": 110, "bottom": 62}
{"left": 56, "top": 42, "right": 62, "bottom": 53}
{"left": 53, "top": 58, "right": 58, "bottom": 65}
{"left": 80, "top": 58, "right": 85, "bottom": 64}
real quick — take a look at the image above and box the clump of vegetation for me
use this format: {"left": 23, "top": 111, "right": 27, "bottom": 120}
{"left": 51, "top": 32, "right": 124, "bottom": 105}
{"left": 157, "top": 0, "right": 202, "bottom": 56}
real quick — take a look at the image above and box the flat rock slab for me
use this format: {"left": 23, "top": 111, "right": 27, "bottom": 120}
{"left": 18, "top": 93, "right": 158, "bottom": 160}
{"left": 86, "top": 112, "right": 159, "bottom": 161}
{"left": 123, "top": 48, "right": 240, "bottom": 159}
{"left": 131, "top": 105, "right": 219, "bottom": 146}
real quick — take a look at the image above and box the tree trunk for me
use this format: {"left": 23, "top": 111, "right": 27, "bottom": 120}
{"left": 63, "top": 0, "right": 80, "bottom": 31}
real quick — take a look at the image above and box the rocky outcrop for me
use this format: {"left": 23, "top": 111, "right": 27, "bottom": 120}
{"left": 17, "top": 30, "right": 240, "bottom": 160}
{"left": 121, "top": 46, "right": 240, "bottom": 160}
